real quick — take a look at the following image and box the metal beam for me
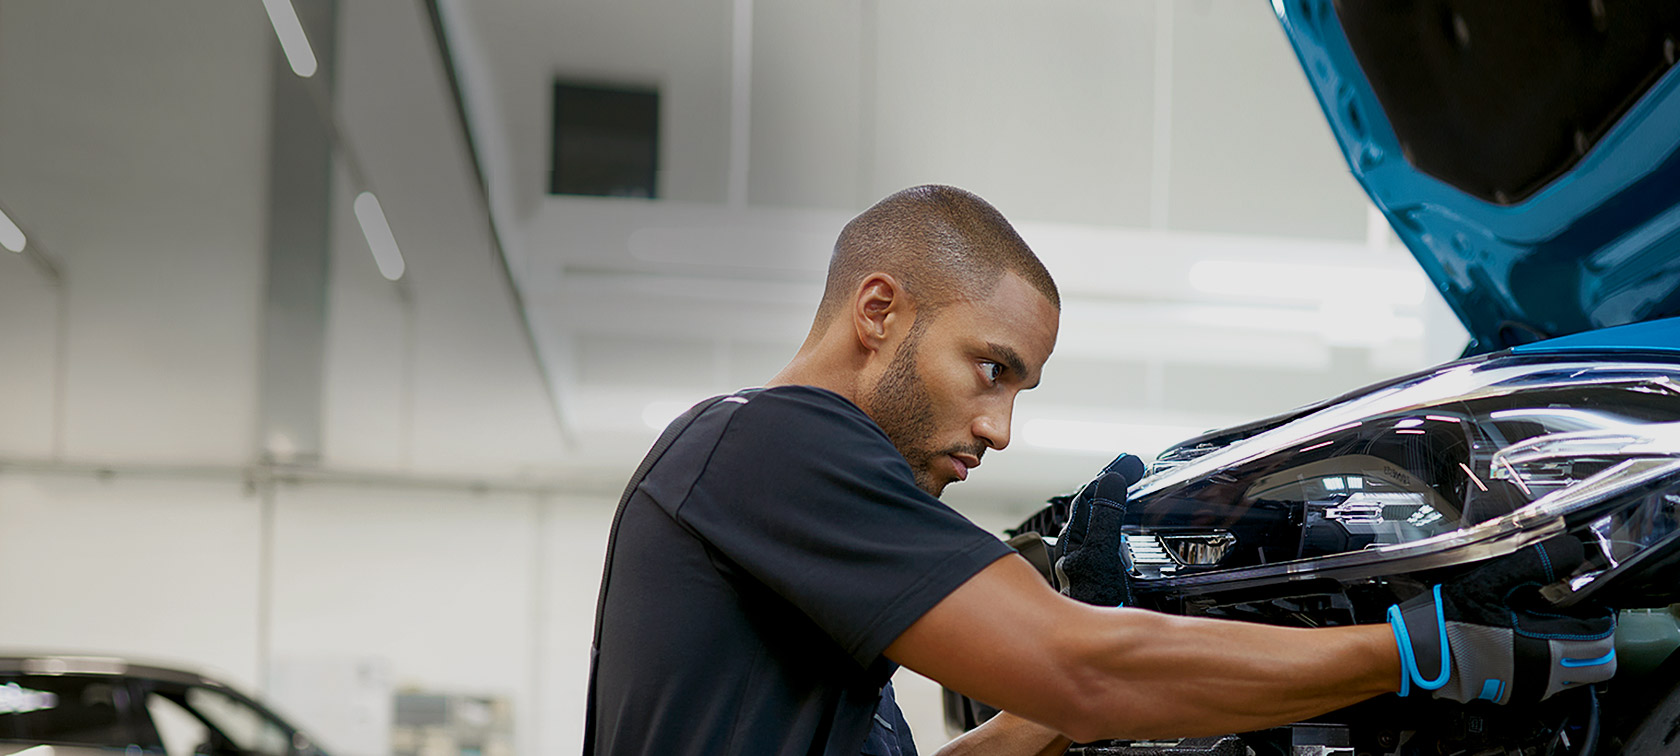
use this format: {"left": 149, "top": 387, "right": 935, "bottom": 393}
{"left": 423, "top": 0, "right": 576, "bottom": 446}
{"left": 257, "top": 0, "right": 338, "bottom": 466}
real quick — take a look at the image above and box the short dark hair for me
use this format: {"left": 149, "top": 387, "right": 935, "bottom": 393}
{"left": 814, "top": 185, "right": 1060, "bottom": 324}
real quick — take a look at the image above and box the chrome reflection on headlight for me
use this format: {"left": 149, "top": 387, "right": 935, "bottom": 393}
{"left": 1493, "top": 423, "right": 1680, "bottom": 498}
{"left": 1133, "top": 360, "right": 1680, "bottom": 506}
{"left": 1124, "top": 532, "right": 1237, "bottom": 577}
{"left": 1495, "top": 424, "right": 1680, "bottom": 600}
{"left": 1158, "top": 454, "right": 1680, "bottom": 596}
{"left": 1100, "top": 356, "right": 1680, "bottom": 596}
{"left": 1123, "top": 534, "right": 1174, "bottom": 569}
{"left": 1159, "top": 532, "right": 1238, "bottom": 565}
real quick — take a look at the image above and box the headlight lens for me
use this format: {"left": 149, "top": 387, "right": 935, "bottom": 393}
{"left": 1115, "top": 357, "right": 1680, "bottom": 595}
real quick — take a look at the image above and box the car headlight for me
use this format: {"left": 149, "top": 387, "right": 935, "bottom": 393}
{"left": 1107, "top": 356, "right": 1680, "bottom": 600}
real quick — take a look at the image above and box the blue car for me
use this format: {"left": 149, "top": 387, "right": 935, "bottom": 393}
{"left": 948, "top": 4, "right": 1680, "bottom": 755}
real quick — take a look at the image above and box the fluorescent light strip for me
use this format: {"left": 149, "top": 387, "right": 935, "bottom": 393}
{"left": 353, "top": 192, "right": 406, "bottom": 281}
{"left": 1459, "top": 462, "right": 1489, "bottom": 492}
{"left": 0, "top": 204, "right": 25, "bottom": 252}
{"left": 261, "top": 0, "right": 319, "bottom": 78}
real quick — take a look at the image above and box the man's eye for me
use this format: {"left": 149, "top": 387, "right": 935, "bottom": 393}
{"left": 981, "top": 361, "right": 1004, "bottom": 383}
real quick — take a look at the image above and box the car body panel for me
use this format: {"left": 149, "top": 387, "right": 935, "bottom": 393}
{"left": 1272, "top": 1, "right": 1680, "bottom": 353}
{"left": 1512, "top": 315, "right": 1680, "bottom": 356}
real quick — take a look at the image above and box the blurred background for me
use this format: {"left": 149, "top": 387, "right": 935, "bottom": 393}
{"left": 0, "top": 0, "right": 1470, "bottom": 752}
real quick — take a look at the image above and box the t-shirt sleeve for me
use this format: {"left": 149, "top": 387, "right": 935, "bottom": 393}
{"left": 670, "top": 388, "right": 1015, "bottom": 668}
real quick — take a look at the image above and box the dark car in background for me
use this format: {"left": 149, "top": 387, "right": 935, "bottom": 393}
{"left": 0, "top": 655, "right": 327, "bottom": 756}
{"left": 947, "top": 3, "right": 1680, "bottom": 755}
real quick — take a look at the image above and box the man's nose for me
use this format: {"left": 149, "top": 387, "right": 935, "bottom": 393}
{"left": 974, "top": 400, "right": 1013, "bottom": 451}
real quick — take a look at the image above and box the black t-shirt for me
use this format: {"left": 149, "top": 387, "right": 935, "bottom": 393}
{"left": 586, "top": 385, "right": 1015, "bottom": 755}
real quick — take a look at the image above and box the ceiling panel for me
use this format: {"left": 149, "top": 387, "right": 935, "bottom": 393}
{"left": 1166, "top": 0, "right": 1369, "bottom": 240}
{"left": 870, "top": 0, "right": 1158, "bottom": 227}
{"left": 749, "top": 1, "right": 867, "bottom": 210}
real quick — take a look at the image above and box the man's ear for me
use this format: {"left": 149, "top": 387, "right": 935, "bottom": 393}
{"left": 853, "top": 273, "right": 907, "bottom": 353}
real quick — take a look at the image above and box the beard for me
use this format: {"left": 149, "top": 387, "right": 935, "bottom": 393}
{"left": 866, "top": 322, "right": 984, "bottom": 496}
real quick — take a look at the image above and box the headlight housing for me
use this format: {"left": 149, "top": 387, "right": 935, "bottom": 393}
{"left": 1106, "top": 354, "right": 1680, "bottom": 605}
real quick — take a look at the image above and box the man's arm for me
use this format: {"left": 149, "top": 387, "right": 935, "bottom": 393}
{"left": 886, "top": 554, "right": 1400, "bottom": 744}
{"left": 932, "top": 711, "right": 1069, "bottom": 756}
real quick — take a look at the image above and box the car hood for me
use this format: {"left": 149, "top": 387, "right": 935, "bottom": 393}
{"left": 1273, "top": 1, "right": 1680, "bottom": 354}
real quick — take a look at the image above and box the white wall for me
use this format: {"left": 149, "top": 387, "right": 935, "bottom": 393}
{"left": 0, "top": 473, "right": 265, "bottom": 683}
{"left": 0, "top": 466, "right": 615, "bottom": 756}
{"left": 268, "top": 487, "right": 614, "bottom": 756}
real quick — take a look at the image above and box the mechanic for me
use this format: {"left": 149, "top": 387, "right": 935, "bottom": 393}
{"left": 583, "top": 185, "right": 1616, "bottom": 755}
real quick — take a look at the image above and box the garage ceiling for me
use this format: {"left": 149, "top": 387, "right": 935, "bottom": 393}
{"left": 437, "top": 0, "right": 1466, "bottom": 509}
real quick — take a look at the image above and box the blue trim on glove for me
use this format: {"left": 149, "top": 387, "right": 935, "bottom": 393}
{"left": 1417, "top": 585, "right": 1452, "bottom": 690}
{"left": 1561, "top": 649, "right": 1617, "bottom": 668}
{"left": 1476, "top": 678, "right": 1504, "bottom": 701}
{"left": 1389, "top": 585, "right": 1453, "bottom": 694}
{"left": 1388, "top": 603, "right": 1414, "bottom": 697}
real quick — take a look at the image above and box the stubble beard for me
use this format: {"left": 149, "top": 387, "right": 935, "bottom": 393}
{"left": 866, "top": 324, "right": 982, "bottom": 497}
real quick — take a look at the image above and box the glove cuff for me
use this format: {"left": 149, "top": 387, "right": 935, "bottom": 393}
{"left": 1389, "top": 585, "right": 1452, "bottom": 697}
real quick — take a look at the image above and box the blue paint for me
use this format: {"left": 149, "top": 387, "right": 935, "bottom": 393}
{"left": 1513, "top": 317, "right": 1680, "bottom": 356}
{"left": 1272, "top": 2, "right": 1680, "bottom": 353}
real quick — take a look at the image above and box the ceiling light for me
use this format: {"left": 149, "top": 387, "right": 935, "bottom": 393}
{"left": 353, "top": 192, "right": 406, "bottom": 281}
{"left": 0, "top": 205, "right": 25, "bottom": 253}
{"left": 261, "top": 0, "right": 319, "bottom": 78}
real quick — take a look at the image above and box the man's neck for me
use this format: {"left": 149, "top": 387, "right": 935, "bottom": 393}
{"left": 766, "top": 329, "right": 865, "bottom": 406}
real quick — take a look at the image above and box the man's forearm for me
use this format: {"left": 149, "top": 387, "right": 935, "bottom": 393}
{"left": 888, "top": 557, "right": 1403, "bottom": 744}
{"left": 933, "top": 711, "right": 1070, "bottom": 756}
{"left": 1057, "top": 608, "right": 1401, "bottom": 741}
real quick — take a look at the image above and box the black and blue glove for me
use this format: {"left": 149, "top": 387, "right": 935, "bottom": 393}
{"left": 1388, "top": 536, "right": 1617, "bottom": 704}
{"left": 1054, "top": 453, "right": 1146, "bottom": 607}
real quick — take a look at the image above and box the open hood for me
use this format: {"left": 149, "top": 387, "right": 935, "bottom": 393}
{"left": 1273, "top": 1, "right": 1680, "bottom": 354}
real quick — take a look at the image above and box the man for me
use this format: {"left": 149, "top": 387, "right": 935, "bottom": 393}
{"left": 584, "top": 185, "right": 1615, "bottom": 755}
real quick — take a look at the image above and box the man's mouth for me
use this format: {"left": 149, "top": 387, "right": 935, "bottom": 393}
{"left": 949, "top": 453, "right": 982, "bottom": 482}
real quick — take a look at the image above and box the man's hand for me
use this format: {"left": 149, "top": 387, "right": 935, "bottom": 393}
{"left": 1053, "top": 453, "right": 1145, "bottom": 607}
{"left": 1389, "top": 536, "right": 1618, "bottom": 704}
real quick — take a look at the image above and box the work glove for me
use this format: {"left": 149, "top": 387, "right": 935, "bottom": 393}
{"left": 1054, "top": 453, "right": 1146, "bottom": 607}
{"left": 1388, "top": 535, "right": 1617, "bottom": 704}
